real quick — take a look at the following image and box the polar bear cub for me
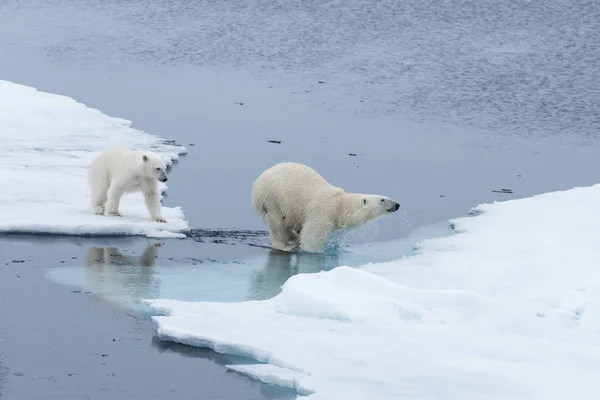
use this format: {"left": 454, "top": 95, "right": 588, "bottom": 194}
{"left": 88, "top": 148, "right": 168, "bottom": 223}
{"left": 252, "top": 162, "right": 400, "bottom": 253}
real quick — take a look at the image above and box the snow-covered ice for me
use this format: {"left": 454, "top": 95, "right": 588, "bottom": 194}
{"left": 146, "top": 184, "right": 600, "bottom": 399}
{"left": 0, "top": 81, "right": 188, "bottom": 237}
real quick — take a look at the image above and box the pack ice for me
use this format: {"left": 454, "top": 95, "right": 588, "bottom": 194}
{"left": 146, "top": 184, "right": 600, "bottom": 399}
{"left": 0, "top": 81, "right": 187, "bottom": 237}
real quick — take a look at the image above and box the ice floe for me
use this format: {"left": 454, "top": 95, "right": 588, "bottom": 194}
{"left": 0, "top": 81, "right": 187, "bottom": 237}
{"left": 147, "top": 184, "right": 600, "bottom": 399}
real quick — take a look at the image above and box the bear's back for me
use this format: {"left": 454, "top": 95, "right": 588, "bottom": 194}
{"left": 252, "top": 162, "right": 340, "bottom": 216}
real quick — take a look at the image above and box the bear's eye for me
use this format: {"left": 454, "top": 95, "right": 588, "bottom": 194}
{"left": 363, "top": 199, "right": 367, "bottom": 205}
{"left": 380, "top": 199, "right": 384, "bottom": 202}
{"left": 156, "top": 167, "right": 161, "bottom": 171}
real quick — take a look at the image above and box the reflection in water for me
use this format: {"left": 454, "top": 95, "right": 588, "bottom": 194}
{"left": 151, "top": 336, "right": 250, "bottom": 367}
{"left": 248, "top": 249, "right": 340, "bottom": 301}
{"left": 246, "top": 221, "right": 455, "bottom": 301}
{"left": 84, "top": 243, "right": 162, "bottom": 305}
{"left": 151, "top": 337, "right": 297, "bottom": 399}
{"left": 44, "top": 222, "right": 454, "bottom": 310}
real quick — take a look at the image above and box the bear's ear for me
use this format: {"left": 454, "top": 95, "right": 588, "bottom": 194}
{"left": 142, "top": 155, "right": 148, "bottom": 162}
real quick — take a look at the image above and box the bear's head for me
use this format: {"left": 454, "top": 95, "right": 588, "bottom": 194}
{"left": 142, "top": 153, "right": 168, "bottom": 183}
{"left": 360, "top": 195, "right": 400, "bottom": 220}
{"left": 342, "top": 194, "right": 400, "bottom": 228}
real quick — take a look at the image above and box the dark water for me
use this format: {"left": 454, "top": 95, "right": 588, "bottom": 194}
{"left": 0, "top": 236, "right": 296, "bottom": 400}
{"left": 1, "top": 0, "right": 599, "bottom": 398}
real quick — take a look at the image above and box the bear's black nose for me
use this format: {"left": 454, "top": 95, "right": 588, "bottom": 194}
{"left": 161, "top": 177, "right": 168, "bottom": 182}
{"left": 393, "top": 202, "right": 400, "bottom": 211}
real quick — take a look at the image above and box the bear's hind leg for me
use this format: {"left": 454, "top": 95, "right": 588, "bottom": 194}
{"left": 264, "top": 211, "right": 298, "bottom": 252}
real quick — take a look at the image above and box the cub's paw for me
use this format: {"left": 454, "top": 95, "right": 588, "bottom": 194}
{"left": 106, "top": 211, "right": 121, "bottom": 217}
{"left": 155, "top": 217, "right": 167, "bottom": 223}
{"left": 94, "top": 206, "right": 105, "bottom": 215}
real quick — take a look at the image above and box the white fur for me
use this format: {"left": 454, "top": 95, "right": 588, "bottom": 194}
{"left": 252, "top": 162, "right": 400, "bottom": 253}
{"left": 88, "top": 148, "right": 168, "bottom": 222}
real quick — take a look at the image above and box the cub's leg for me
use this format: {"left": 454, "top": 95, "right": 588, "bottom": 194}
{"left": 90, "top": 175, "right": 109, "bottom": 215}
{"left": 142, "top": 180, "right": 166, "bottom": 222}
{"left": 104, "top": 181, "right": 127, "bottom": 217}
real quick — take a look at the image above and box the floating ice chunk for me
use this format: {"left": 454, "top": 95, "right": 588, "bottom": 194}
{"left": 146, "top": 184, "right": 600, "bottom": 399}
{"left": 0, "top": 80, "right": 187, "bottom": 237}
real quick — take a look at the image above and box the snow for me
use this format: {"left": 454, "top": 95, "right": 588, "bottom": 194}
{"left": 146, "top": 184, "right": 600, "bottom": 399}
{"left": 0, "top": 81, "right": 188, "bottom": 238}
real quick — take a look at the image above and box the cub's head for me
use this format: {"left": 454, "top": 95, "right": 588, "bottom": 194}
{"left": 141, "top": 153, "right": 168, "bottom": 182}
{"left": 361, "top": 195, "right": 400, "bottom": 219}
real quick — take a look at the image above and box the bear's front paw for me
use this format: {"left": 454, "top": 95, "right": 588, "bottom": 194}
{"left": 106, "top": 211, "right": 121, "bottom": 217}
{"left": 155, "top": 217, "right": 167, "bottom": 223}
{"left": 94, "top": 206, "right": 105, "bottom": 215}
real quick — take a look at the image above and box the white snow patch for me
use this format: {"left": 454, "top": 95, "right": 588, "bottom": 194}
{"left": 146, "top": 184, "right": 600, "bottom": 399}
{"left": 0, "top": 80, "right": 188, "bottom": 237}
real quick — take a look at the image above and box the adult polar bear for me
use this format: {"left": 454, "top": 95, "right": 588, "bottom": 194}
{"left": 88, "top": 148, "right": 169, "bottom": 222}
{"left": 252, "top": 162, "right": 400, "bottom": 253}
